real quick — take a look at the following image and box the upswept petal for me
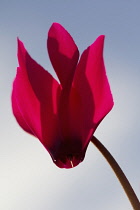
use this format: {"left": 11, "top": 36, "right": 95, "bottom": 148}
{"left": 69, "top": 35, "right": 114, "bottom": 146}
{"left": 12, "top": 76, "right": 34, "bottom": 135}
{"left": 47, "top": 23, "right": 79, "bottom": 89}
{"left": 12, "top": 39, "right": 61, "bottom": 151}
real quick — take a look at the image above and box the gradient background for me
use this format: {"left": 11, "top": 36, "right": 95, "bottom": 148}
{"left": 1, "top": 1, "right": 140, "bottom": 209}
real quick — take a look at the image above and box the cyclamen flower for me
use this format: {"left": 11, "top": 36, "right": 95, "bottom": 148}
{"left": 12, "top": 23, "right": 113, "bottom": 169}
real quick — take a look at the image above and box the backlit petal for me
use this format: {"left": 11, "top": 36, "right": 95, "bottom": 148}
{"left": 12, "top": 80, "right": 34, "bottom": 135}
{"left": 47, "top": 23, "right": 79, "bottom": 89}
{"left": 70, "top": 35, "right": 114, "bottom": 147}
{"left": 12, "top": 39, "right": 61, "bottom": 151}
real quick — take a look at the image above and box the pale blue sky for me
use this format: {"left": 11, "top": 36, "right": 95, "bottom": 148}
{"left": 1, "top": 1, "right": 140, "bottom": 209}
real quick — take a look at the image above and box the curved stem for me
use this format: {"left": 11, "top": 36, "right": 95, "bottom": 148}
{"left": 91, "top": 136, "right": 140, "bottom": 210}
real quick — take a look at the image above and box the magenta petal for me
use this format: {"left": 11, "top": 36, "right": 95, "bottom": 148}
{"left": 12, "top": 39, "right": 61, "bottom": 151}
{"left": 70, "top": 35, "right": 114, "bottom": 146}
{"left": 47, "top": 23, "right": 79, "bottom": 89}
{"left": 12, "top": 79, "right": 34, "bottom": 135}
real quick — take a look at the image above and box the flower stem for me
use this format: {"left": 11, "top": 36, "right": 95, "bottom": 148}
{"left": 91, "top": 136, "right": 140, "bottom": 210}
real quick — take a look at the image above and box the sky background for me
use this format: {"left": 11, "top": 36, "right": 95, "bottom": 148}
{"left": 1, "top": 1, "right": 140, "bottom": 209}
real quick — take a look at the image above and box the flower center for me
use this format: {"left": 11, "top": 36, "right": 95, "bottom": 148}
{"left": 67, "top": 154, "right": 74, "bottom": 168}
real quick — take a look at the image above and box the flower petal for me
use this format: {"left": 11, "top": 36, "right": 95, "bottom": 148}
{"left": 47, "top": 23, "right": 79, "bottom": 89}
{"left": 12, "top": 39, "right": 61, "bottom": 151}
{"left": 70, "top": 35, "right": 114, "bottom": 146}
{"left": 12, "top": 76, "right": 34, "bottom": 135}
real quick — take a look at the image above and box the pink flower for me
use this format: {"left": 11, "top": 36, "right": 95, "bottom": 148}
{"left": 12, "top": 23, "right": 113, "bottom": 169}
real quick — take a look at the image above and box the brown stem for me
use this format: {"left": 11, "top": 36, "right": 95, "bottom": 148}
{"left": 91, "top": 136, "right": 140, "bottom": 210}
